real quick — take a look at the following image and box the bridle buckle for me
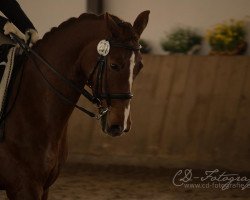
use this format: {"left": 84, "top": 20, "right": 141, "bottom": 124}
{"left": 96, "top": 107, "right": 109, "bottom": 120}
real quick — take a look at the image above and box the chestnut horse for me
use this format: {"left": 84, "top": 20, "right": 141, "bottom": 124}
{"left": 0, "top": 11, "right": 149, "bottom": 200}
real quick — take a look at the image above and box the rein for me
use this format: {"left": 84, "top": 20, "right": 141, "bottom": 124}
{"left": 10, "top": 34, "right": 140, "bottom": 119}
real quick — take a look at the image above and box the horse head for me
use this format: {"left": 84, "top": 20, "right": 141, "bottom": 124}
{"left": 78, "top": 11, "right": 149, "bottom": 137}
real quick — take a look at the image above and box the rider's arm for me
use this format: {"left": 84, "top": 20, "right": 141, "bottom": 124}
{"left": 0, "top": 15, "right": 25, "bottom": 40}
{"left": 0, "top": 0, "right": 39, "bottom": 44}
{"left": 0, "top": 0, "right": 35, "bottom": 33}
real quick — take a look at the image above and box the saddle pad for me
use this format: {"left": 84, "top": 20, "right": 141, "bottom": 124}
{"left": 0, "top": 45, "right": 18, "bottom": 118}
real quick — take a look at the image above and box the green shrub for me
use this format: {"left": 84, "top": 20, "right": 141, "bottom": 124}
{"left": 161, "top": 28, "right": 202, "bottom": 54}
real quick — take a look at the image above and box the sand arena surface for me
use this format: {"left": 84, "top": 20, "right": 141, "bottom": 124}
{"left": 0, "top": 163, "right": 249, "bottom": 199}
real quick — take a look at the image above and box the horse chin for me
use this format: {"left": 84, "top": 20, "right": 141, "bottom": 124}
{"left": 100, "top": 113, "right": 124, "bottom": 137}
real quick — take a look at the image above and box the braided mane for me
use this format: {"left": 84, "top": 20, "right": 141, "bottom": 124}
{"left": 35, "top": 12, "right": 136, "bottom": 48}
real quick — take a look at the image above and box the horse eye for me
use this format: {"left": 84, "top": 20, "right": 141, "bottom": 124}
{"left": 110, "top": 63, "right": 121, "bottom": 71}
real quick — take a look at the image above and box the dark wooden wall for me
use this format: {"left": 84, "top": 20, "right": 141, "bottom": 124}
{"left": 67, "top": 55, "right": 250, "bottom": 172}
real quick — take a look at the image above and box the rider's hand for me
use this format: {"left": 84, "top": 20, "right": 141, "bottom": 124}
{"left": 25, "top": 29, "right": 39, "bottom": 45}
{"left": 3, "top": 21, "right": 25, "bottom": 41}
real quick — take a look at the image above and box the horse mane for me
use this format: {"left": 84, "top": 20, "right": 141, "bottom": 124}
{"left": 35, "top": 12, "right": 136, "bottom": 47}
{"left": 41, "top": 13, "right": 104, "bottom": 41}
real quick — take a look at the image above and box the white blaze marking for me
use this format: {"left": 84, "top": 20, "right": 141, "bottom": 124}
{"left": 123, "top": 53, "right": 135, "bottom": 130}
{"left": 124, "top": 104, "right": 130, "bottom": 130}
{"left": 128, "top": 53, "right": 135, "bottom": 90}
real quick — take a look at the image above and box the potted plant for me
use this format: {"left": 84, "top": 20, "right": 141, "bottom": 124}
{"left": 161, "top": 27, "right": 202, "bottom": 55}
{"left": 207, "top": 19, "right": 247, "bottom": 55}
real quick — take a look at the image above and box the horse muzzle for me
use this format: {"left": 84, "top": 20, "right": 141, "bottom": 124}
{"left": 100, "top": 111, "right": 125, "bottom": 137}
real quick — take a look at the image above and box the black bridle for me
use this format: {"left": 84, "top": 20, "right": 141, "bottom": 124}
{"left": 88, "top": 39, "right": 141, "bottom": 107}
{"left": 10, "top": 34, "right": 140, "bottom": 120}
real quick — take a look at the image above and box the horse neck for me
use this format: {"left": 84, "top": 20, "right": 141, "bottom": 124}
{"left": 18, "top": 18, "right": 105, "bottom": 135}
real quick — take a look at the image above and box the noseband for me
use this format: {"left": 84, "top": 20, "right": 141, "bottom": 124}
{"left": 88, "top": 39, "right": 140, "bottom": 107}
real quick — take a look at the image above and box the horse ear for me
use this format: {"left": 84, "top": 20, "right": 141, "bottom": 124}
{"left": 133, "top": 10, "right": 150, "bottom": 37}
{"left": 105, "top": 12, "right": 120, "bottom": 38}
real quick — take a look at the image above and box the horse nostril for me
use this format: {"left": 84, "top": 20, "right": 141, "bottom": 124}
{"left": 124, "top": 128, "right": 130, "bottom": 132}
{"left": 107, "top": 125, "right": 123, "bottom": 136}
{"left": 110, "top": 125, "right": 123, "bottom": 132}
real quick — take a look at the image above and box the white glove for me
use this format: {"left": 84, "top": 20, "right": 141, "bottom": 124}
{"left": 25, "top": 29, "right": 39, "bottom": 45}
{"left": 3, "top": 22, "right": 39, "bottom": 47}
{"left": 3, "top": 21, "right": 25, "bottom": 41}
